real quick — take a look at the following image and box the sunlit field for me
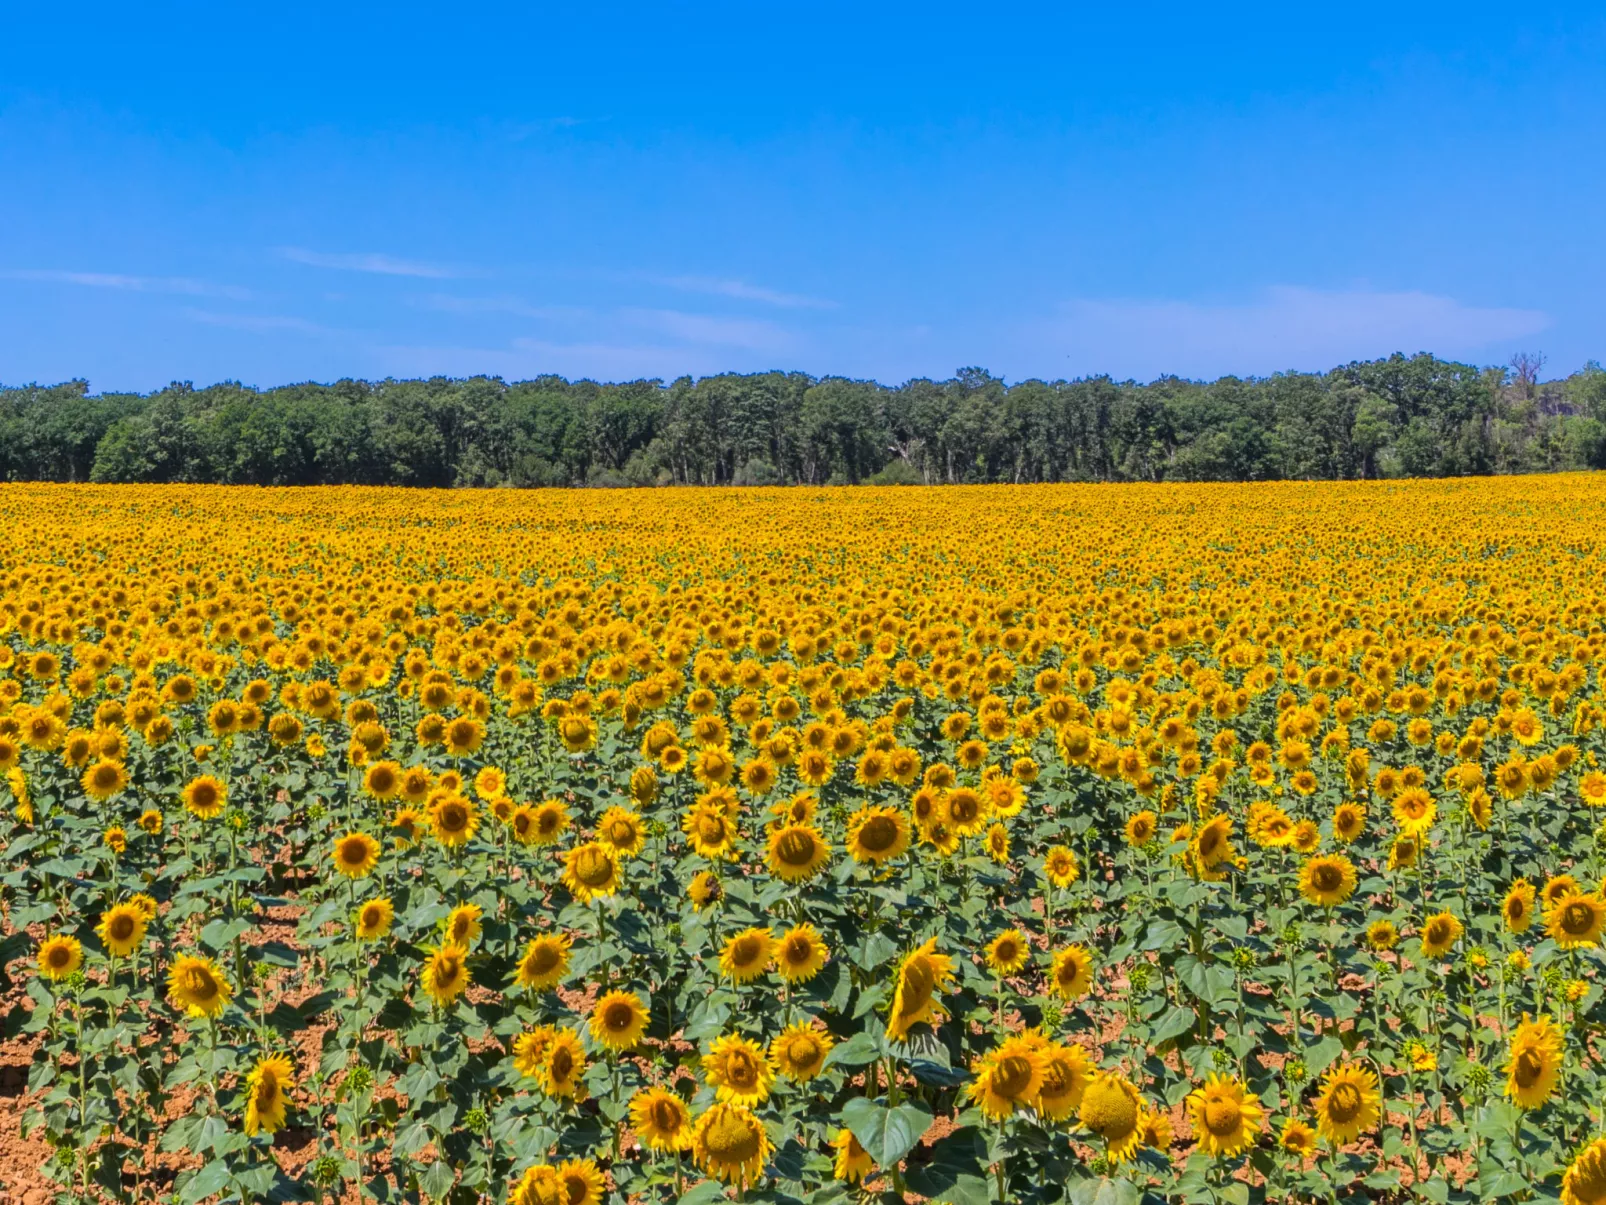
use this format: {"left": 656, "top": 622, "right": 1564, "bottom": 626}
{"left": 4, "top": 476, "right": 1606, "bottom": 1205}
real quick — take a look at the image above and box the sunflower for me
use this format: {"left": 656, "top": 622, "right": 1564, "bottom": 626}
{"left": 984, "top": 822, "right": 1011, "bottom": 865}
{"left": 539, "top": 1028, "right": 588, "bottom": 1099}
{"left": 81, "top": 757, "right": 128, "bottom": 802}
{"left": 1545, "top": 891, "right": 1606, "bottom": 950}
{"left": 683, "top": 805, "right": 739, "bottom": 861}
{"left": 702, "top": 1033, "right": 775, "bottom": 1106}
{"left": 1048, "top": 944, "right": 1096, "bottom": 1000}
{"left": 96, "top": 903, "right": 147, "bottom": 958}
{"left": 766, "top": 823, "right": 831, "bottom": 883}
{"left": 354, "top": 897, "right": 395, "bottom": 940}
{"left": 692, "top": 1103, "right": 772, "bottom": 1186}
{"left": 719, "top": 927, "right": 775, "bottom": 984}
{"left": 530, "top": 799, "right": 569, "bottom": 845}
{"left": 429, "top": 793, "right": 479, "bottom": 848}
{"left": 168, "top": 954, "right": 233, "bottom": 1018}
{"left": 589, "top": 989, "right": 648, "bottom": 1051}
{"left": 1298, "top": 853, "right": 1356, "bottom": 908}
{"left": 1387, "top": 834, "right": 1419, "bottom": 871}
{"left": 1187, "top": 1073, "right": 1264, "bottom": 1157}
{"left": 1079, "top": 1071, "right": 1144, "bottom": 1162}
{"left": 965, "top": 1035, "right": 1045, "bottom": 1119}
{"left": 137, "top": 808, "right": 163, "bottom": 835}
{"left": 37, "top": 934, "right": 83, "bottom": 981}
{"left": 1505, "top": 1013, "right": 1563, "bottom": 1109}
{"left": 331, "top": 831, "right": 381, "bottom": 878}
{"left": 1419, "top": 910, "right": 1463, "bottom": 959}
{"left": 444, "top": 903, "right": 483, "bottom": 948}
{"left": 1364, "top": 919, "right": 1399, "bottom": 950}
{"left": 832, "top": 1128, "right": 874, "bottom": 1183}
{"left": 421, "top": 944, "right": 471, "bottom": 1008}
{"left": 985, "top": 929, "right": 1031, "bottom": 976}
{"left": 561, "top": 842, "right": 621, "bottom": 903}
{"left": 1279, "top": 1117, "right": 1318, "bottom": 1158}
{"left": 845, "top": 805, "right": 910, "bottom": 864}
{"left": 688, "top": 870, "right": 723, "bottom": 910}
{"left": 1331, "top": 801, "right": 1366, "bottom": 843}
{"left": 1312, "top": 1062, "right": 1380, "bottom": 1144}
{"left": 886, "top": 937, "right": 957, "bottom": 1040}
{"left": 549, "top": 1159, "right": 603, "bottom": 1205}
{"left": 514, "top": 933, "right": 572, "bottom": 991}
{"left": 586, "top": 805, "right": 642, "bottom": 858}
{"left": 630, "top": 1087, "right": 692, "bottom": 1152}
{"left": 1503, "top": 879, "right": 1536, "bottom": 933}
{"left": 774, "top": 924, "right": 830, "bottom": 984}
{"left": 1562, "top": 1135, "right": 1606, "bottom": 1205}
{"left": 1390, "top": 786, "right": 1437, "bottom": 836}
{"left": 1192, "top": 815, "right": 1235, "bottom": 869}
{"left": 770, "top": 1021, "right": 834, "bottom": 1081}
{"left": 1123, "top": 810, "right": 1157, "bottom": 845}
{"left": 511, "top": 1026, "right": 558, "bottom": 1079}
{"left": 1033, "top": 1038, "right": 1092, "bottom": 1121}
{"left": 1042, "top": 844, "right": 1081, "bottom": 890}
{"left": 182, "top": 774, "right": 227, "bottom": 819}
{"left": 243, "top": 1053, "right": 295, "bottom": 1136}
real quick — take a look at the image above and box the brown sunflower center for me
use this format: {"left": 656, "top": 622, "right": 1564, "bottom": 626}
{"left": 1327, "top": 1082, "right": 1362, "bottom": 1123}
{"left": 1203, "top": 1097, "right": 1242, "bottom": 1136}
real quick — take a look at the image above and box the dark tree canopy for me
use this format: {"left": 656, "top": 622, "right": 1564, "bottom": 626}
{"left": 2, "top": 353, "right": 1602, "bottom": 488}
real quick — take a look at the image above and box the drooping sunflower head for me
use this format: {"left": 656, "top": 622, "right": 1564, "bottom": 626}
{"left": 1187, "top": 1072, "right": 1265, "bottom": 1158}
{"left": 832, "top": 1128, "right": 874, "bottom": 1184}
{"left": 538, "top": 1029, "right": 587, "bottom": 1099}
{"left": 243, "top": 1053, "right": 295, "bottom": 1136}
{"left": 1279, "top": 1117, "right": 1318, "bottom": 1158}
{"left": 886, "top": 937, "right": 956, "bottom": 1041}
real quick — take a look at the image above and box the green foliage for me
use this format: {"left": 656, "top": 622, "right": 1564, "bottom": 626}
{"left": 3, "top": 353, "right": 1605, "bottom": 488}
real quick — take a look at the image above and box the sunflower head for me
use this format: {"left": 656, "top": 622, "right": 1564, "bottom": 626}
{"left": 588, "top": 989, "right": 648, "bottom": 1052}
{"left": 770, "top": 1022, "right": 834, "bottom": 1082}
{"left": 692, "top": 1103, "right": 772, "bottom": 1186}
{"left": 1187, "top": 1072, "right": 1265, "bottom": 1158}
{"left": 332, "top": 831, "right": 381, "bottom": 878}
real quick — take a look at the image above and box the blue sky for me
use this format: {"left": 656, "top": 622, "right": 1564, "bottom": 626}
{"left": 3, "top": 2, "right": 1603, "bottom": 391}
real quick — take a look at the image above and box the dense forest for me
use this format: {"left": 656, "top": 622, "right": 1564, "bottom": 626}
{"left": 2, "top": 352, "right": 1603, "bottom": 488}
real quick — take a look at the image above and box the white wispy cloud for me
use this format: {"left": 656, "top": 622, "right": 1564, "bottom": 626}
{"left": 644, "top": 274, "right": 835, "bottom": 309}
{"left": 621, "top": 308, "right": 797, "bottom": 352}
{"left": 183, "top": 309, "right": 335, "bottom": 336}
{"left": 412, "top": 293, "right": 587, "bottom": 321}
{"left": 1034, "top": 286, "right": 1549, "bottom": 380}
{"left": 1, "top": 269, "right": 253, "bottom": 300}
{"left": 278, "top": 247, "right": 464, "bottom": 279}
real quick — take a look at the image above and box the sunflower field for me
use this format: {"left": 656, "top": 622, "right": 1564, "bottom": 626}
{"left": 4, "top": 477, "right": 1606, "bottom": 1205}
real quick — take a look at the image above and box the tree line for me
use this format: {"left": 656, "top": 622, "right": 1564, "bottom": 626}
{"left": 2, "top": 352, "right": 1603, "bottom": 488}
